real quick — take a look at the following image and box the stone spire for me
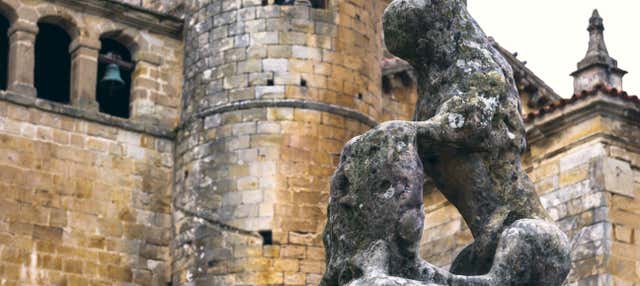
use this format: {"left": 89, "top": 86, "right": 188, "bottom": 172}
{"left": 571, "top": 9, "right": 627, "bottom": 93}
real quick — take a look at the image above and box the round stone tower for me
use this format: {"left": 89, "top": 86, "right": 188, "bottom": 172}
{"left": 173, "top": 0, "right": 387, "bottom": 284}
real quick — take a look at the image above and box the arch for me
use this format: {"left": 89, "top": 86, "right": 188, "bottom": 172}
{"left": 99, "top": 27, "right": 142, "bottom": 57}
{"left": 37, "top": 14, "right": 80, "bottom": 40}
{"left": 0, "top": 0, "right": 18, "bottom": 25}
{"left": 35, "top": 4, "right": 83, "bottom": 40}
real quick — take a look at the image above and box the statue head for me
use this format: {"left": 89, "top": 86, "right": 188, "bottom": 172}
{"left": 383, "top": 0, "right": 468, "bottom": 68}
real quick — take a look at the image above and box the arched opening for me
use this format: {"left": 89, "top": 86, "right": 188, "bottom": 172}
{"left": 0, "top": 14, "right": 9, "bottom": 90}
{"left": 96, "top": 37, "right": 133, "bottom": 118}
{"left": 34, "top": 22, "right": 71, "bottom": 103}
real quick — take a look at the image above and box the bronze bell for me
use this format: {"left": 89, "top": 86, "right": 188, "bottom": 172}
{"left": 100, "top": 63, "right": 125, "bottom": 90}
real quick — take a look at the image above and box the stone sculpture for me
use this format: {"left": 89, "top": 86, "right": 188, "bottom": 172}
{"left": 321, "top": 0, "right": 572, "bottom": 285}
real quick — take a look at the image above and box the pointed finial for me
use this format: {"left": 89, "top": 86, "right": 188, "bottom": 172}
{"left": 571, "top": 9, "right": 627, "bottom": 93}
{"left": 584, "top": 9, "right": 609, "bottom": 59}
{"left": 588, "top": 9, "right": 604, "bottom": 33}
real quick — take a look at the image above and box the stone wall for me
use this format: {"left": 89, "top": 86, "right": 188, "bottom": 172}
{"left": 174, "top": 0, "right": 388, "bottom": 284}
{"left": 607, "top": 142, "right": 640, "bottom": 285}
{"left": 0, "top": 1, "right": 183, "bottom": 285}
{"left": 0, "top": 100, "right": 174, "bottom": 285}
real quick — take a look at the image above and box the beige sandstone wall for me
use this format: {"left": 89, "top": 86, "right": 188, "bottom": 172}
{"left": 0, "top": 101, "right": 174, "bottom": 285}
{"left": 0, "top": 1, "right": 183, "bottom": 285}
{"left": 173, "top": 0, "right": 388, "bottom": 284}
{"left": 1, "top": 1, "right": 638, "bottom": 286}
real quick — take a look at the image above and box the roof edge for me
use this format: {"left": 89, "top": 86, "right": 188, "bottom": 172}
{"left": 489, "top": 38, "right": 562, "bottom": 104}
{"left": 524, "top": 84, "right": 640, "bottom": 123}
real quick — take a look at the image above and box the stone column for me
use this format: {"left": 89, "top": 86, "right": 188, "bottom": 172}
{"left": 7, "top": 21, "right": 37, "bottom": 97}
{"left": 130, "top": 52, "right": 162, "bottom": 122}
{"left": 69, "top": 38, "right": 100, "bottom": 111}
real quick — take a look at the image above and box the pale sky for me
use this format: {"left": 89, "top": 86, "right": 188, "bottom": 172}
{"left": 468, "top": 1, "right": 640, "bottom": 98}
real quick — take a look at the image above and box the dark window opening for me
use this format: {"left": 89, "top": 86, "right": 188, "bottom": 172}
{"left": 398, "top": 71, "right": 413, "bottom": 87}
{"left": 0, "top": 15, "right": 9, "bottom": 90}
{"left": 300, "top": 78, "right": 307, "bottom": 87}
{"left": 96, "top": 38, "right": 133, "bottom": 118}
{"left": 382, "top": 76, "right": 392, "bottom": 93}
{"left": 311, "top": 0, "right": 326, "bottom": 8}
{"left": 274, "top": 0, "right": 294, "bottom": 5}
{"left": 261, "top": 0, "right": 269, "bottom": 5}
{"left": 266, "top": 78, "right": 274, "bottom": 86}
{"left": 272, "top": 0, "right": 326, "bottom": 8}
{"left": 35, "top": 23, "right": 71, "bottom": 103}
{"left": 357, "top": 93, "right": 363, "bottom": 100}
{"left": 259, "top": 230, "right": 273, "bottom": 245}
{"left": 272, "top": 0, "right": 325, "bottom": 8}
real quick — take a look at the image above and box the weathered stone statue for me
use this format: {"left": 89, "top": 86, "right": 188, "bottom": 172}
{"left": 321, "top": 0, "right": 572, "bottom": 285}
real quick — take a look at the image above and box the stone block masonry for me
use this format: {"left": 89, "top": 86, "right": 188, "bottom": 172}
{"left": 175, "top": 0, "right": 389, "bottom": 284}
{"left": 2, "top": 0, "right": 637, "bottom": 285}
{"left": 0, "top": 1, "right": 183, "bottom": 285}
{"left": 0, "top": 99, "right": 175, "bottom": 285}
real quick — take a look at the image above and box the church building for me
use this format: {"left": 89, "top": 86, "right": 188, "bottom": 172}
{"left": 0, "top": 0, "right": 637, "bottom": 285}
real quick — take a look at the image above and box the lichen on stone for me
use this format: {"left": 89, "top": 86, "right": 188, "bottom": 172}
{"left": 321, "top": 0, "right": 571, "bottom": 285}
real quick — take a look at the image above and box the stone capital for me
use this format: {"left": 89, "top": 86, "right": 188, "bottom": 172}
{"left": 69, "top": 37, "right": 101, "bottom": 54}
{"left": 133, "top": 51, "right": 163, "bottom": 66}
{"left": 7, "top": 21, "right": 38, "bottom": 37}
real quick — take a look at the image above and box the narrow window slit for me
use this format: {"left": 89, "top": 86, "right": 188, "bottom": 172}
{"left": 274, "top": 0, "right": 294, "bottom": 5}
{"left": 311, "top": 0, "right": 327, "bottom": 8}
{"left": 259, "top": 230, "right": 273, "bottom": 245}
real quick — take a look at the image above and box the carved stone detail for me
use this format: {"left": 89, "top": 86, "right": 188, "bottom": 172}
{"left": 321, "top": 1, "right": 572, "bottom": 285}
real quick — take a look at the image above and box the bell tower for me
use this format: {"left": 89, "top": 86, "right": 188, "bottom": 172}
{"left": 173, "top": 0, "right": 387, "bottom": 284}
